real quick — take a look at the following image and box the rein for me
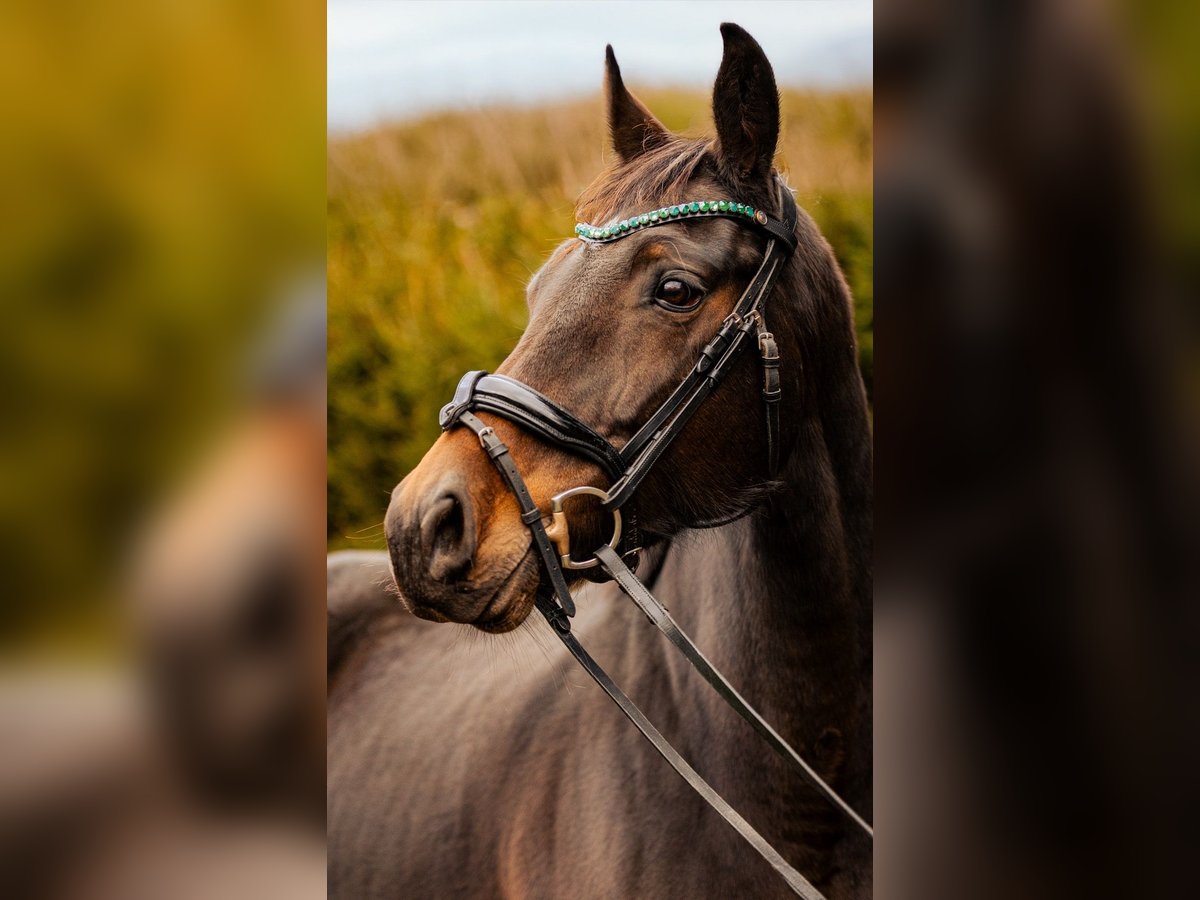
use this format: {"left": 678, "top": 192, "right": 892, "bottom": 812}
{"left": 438, "top": 182, "right": 870, "bottom": 898}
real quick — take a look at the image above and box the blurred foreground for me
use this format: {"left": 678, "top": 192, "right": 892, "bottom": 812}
{"left": 0, "top": 2, "right": 325, "bottom": 898}
{"left": 874, "top": 1, "right": 1199, "bottom": 898}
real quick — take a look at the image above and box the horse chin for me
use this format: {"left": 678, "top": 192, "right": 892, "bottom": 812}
{"left": 471, "top": 546, "right": 540, "bottom": 634}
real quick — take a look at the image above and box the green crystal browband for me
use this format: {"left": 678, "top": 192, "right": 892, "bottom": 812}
{"left": 575, "top": 199, "right": 769, "bottom": 243}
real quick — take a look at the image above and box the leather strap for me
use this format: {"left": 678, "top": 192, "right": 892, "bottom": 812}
{"left": 443, "top": 411, "right": 849, "bottom": 897}
{"left": 452, "top": 411, "right": 576, "bottom": 617}
{"left": 616, "top": 190, "right": 799, "bottom": 469}
{"left": 444, "top": 411, "right": 848, "bottom": 894}
{"left": 606, "top": 293, "right": 771, "bottom": 509}
{"left": 442, "top": 373, "right": 642, "bottom": 571}
{"left": 442, "top": 373, "right": 625, "bottom": 481}
{"left": 534, "top": 592, "right": 826, "bottom": 900}
{"left": 617, "top": 249, "right": 783, "bottom": 470}
{"left": 758, "top": 212, "right": 800, "bottom": 252}
{"left": 757, "top": 321, "right": 782, "bottom": 477}
{"left": 473, "top": 375, "right": 625, "bottom": 480}
{"left": 595, "top": 545, "right": 873, "bottom": 838}
{"left": 608, "top": 190, "right": 798, "bottom": 507}
{"left": 440, "top": 369, "right": 488, "bottom": 426}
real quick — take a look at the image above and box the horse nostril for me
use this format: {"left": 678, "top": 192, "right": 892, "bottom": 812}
{"left": 421, "top": 486, "right": 475, "bottom": 582}
{"left": 432, "top": 497, "right": 463, "bottom": 557}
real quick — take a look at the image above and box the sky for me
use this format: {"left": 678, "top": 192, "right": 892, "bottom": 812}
{"left": 328, "top": 0, "right": 873, "bottom": 132}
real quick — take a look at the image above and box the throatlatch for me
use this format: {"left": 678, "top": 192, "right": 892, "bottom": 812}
{"left": 439, "top": 181, "right": 870, "bottom": 899}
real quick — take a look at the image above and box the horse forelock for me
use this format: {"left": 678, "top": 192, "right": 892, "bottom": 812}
{"left": 576, "top": 138, "right": 713, "bottom": 223}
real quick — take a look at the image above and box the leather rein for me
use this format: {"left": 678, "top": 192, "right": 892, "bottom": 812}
{"left": 438, "top": 183, "right": 871, "bottom": 898}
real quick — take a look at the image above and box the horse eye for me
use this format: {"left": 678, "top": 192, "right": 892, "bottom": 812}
{"left": 654, "top": 278, "right": 700, "bottom": 310}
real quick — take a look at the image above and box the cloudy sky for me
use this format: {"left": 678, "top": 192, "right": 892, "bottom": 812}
{"left": 328, "top": 0, "right": 872, "bottom": 132}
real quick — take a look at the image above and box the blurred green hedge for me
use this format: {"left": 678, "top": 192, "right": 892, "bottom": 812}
{"left": 0, "top": 1, "right": 324, "bottom": 652}
{"left": 328, "top": 90, "right": 872, "bottom": 549}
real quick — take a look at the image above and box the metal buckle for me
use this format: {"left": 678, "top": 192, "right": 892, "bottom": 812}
{"left": 543, "top": 485, "right": 623, "bottom": 570}
{"left": 476, "top": 426, "right": 495, "bottom": 448}
{"left": 724, "top": 308, "right": 762, "bottom": 333}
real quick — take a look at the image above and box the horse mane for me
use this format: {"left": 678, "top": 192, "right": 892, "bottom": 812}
{"left": 575, "top": 137, "right": 712, "bottom": 223}
{"left": 576, "top": 132, "right": 792, "bottom": 235}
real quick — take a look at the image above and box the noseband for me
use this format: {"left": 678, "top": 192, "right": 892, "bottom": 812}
{"left": 438, "top": 181, "right": 870, "bottom": 898}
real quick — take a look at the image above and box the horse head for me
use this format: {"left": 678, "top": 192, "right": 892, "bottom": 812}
{"left": 385, "top": 25, "right": 823, "bottom": 632}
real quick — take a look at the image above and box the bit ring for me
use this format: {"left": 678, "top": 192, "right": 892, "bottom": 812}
{"left": 542, "top": 486, "right": 622, "bottom": 570}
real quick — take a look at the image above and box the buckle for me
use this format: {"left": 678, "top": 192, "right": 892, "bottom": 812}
{"left": 724, "top": 309, "right": 763, "bottom": 338}
{"left": 476, "top": 426, "right": 496, "bottom": 448}
{"left": 543, "top": 485, "right": 623, "bottom": 571}
{"left": 535, "top": 592, "right": 572, "bottom": 634}
{"left": 758, "top": 330, "right": 778, "bottom": 358}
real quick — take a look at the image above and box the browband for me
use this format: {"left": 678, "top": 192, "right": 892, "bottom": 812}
{"left": 575, "top": 198, "right": 799, "bottom": 255}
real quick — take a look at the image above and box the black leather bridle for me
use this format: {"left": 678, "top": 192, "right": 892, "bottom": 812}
{"left": 438, "top": 182, "right": 871, "bottom": 898}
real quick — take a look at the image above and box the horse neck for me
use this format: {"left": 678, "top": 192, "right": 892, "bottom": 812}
{"left": 647, "top": 308, "right": 873, "bottom": 815}
{"left": 680, "top": 420, "right": 870, "bottom": 738}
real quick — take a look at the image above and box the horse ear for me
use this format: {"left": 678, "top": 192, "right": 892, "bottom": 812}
{"left": 712, "top": 23, "right": 780, "bottom": 184}
{"left": 605, "top": 45, "right": 669, "bottom": 163}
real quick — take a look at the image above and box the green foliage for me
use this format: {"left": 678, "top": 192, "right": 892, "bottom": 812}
{"left": 0, "top": 1, "right": 324, "bottom": 651}
{"left": 328, "top": 90, "right": 872, "bottom": 548}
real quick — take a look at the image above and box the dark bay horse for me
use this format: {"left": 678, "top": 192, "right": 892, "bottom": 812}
{"left": 328, "top": 24, "right": 871, "bottom": 899}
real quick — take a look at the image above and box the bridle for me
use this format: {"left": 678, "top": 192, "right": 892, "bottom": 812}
{"left": 438, "top": 181, "right": 871, "bottom": 898}
{"left": 439, "top": 183, "right": 871, "bottom": 897}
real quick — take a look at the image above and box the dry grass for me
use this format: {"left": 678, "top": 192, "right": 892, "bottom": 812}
{"left": 328, "top": 89, "right": 872, "bottom": 548}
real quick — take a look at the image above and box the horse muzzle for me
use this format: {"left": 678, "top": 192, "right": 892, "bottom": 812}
{"left": 384, "top": 447, "right": 542, "bottom": 632}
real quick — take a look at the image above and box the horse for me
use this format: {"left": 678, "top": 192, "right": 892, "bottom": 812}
{"left": 328, "top": 24, "right": 872, "bottom": 899}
